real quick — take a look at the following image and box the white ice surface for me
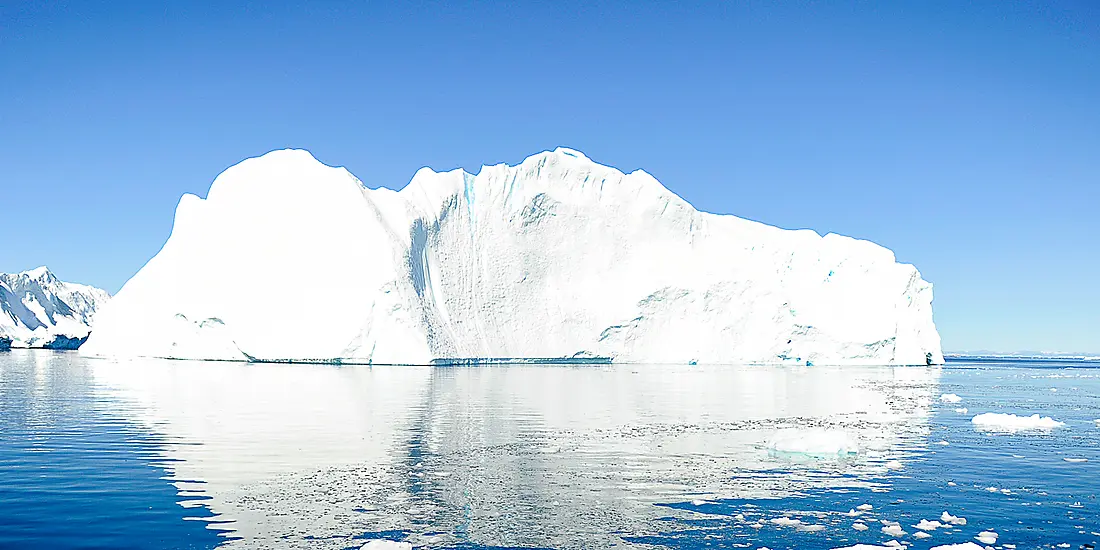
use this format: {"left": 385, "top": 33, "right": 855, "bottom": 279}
{"left": 360, "top": 541, "right": 412, "bottom": 550}
{"left": 930, "top": 544, "right": 985, "bottom": 550}
{"left": 83, "top": 148, "right": 943, "bottom": 365}
{"left": 939, "top": 393, "right": 962, "bottom": 403}
{"left": 0, "top": 267, "right": 110, "bottom": 347}
{"left": 971, "top": 413, "right": 1065, "bottom": 432}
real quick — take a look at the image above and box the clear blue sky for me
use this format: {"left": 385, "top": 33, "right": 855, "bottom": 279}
{"left": 2, "top": 1, "right": 1097, "bottom": 353}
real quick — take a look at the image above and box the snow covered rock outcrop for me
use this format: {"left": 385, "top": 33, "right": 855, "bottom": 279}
{"left": 1, "top": 267, "right": 111, "bottom": 349}
{"left": 83, "top": 148, "right": 943, "bottom": 365}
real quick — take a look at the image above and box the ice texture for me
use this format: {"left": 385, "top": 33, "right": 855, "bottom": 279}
{"left": 0, "top": 267, "right": 110, "bottom": 349}
{"left": 765, "top": 428, "right": 858, "bottom": 456}
{"left": 971, "top": 413, "right": 1065, "bottom": 432}
{"left": 82, "top": 149, "right": 944, "bottom": 364}
{"left": 939, "top": 393, "right": 962, "bottom": 403}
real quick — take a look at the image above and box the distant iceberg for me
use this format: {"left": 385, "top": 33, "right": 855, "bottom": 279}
{"left": 0, "top": 267, "right": 111, "bottom": 349}
{"left": 83, "top": 149, "right": 943, "bottom": 365}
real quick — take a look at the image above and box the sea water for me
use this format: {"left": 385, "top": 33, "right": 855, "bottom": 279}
{"left": 0, "top": 351, "right": 1096, "bottom": 549}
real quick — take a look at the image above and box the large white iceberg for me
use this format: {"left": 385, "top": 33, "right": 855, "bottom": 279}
{"left": 82, "top": 148, "right": 943, "bottom": 364}
{"left": 1, "top": 267, "right": 111, "bottom": 349}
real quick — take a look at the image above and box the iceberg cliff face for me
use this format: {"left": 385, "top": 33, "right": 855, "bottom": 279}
{"left": 82, "top": 148, "right": 943, "bottom": 365}
{"left": 0, "top": 267, "right": 111, "bottom": 349}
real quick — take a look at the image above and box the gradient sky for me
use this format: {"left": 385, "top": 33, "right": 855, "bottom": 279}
{"left": 2, "top": 1, "right": 1097, "bottom": 353}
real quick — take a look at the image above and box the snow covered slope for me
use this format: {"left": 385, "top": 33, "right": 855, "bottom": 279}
{"left": 83, "top": 148, "right": 943, "bottom": 365}
{"left": 1, "top": 267, "right": 111, "bottom": 349}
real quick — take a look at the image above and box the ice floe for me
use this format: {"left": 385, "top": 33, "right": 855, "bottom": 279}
{"left": 914, "top": 519, "right": 942, "bottom": 530}
{"left": 361, "top": 541, "right": 412, "bottom": 550}
{"left": 765, "top": 428, "right": 858, "bottom": 456}
{"left": 939, "top": 393, "right": 963, "bottom": 403}
{"left": 940, "top": 511, "right": 967, "bottom": 525}
{"left": 930, "top": 544, "right": 985, "bottom": 550}
{"left": 971, "top": 412, "right": 1065, "bottom": 432}
{"left": 881, "top": 521, "right": 906, "bottom": 537}
{"left": 975, "top": 530, "right": 998, "bottom": 544}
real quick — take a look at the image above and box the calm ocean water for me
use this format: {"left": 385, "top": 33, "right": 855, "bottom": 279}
{"left": 0, "top": 350, "right": 1096, "bottom": 549}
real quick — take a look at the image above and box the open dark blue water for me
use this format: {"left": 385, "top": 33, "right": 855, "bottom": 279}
{"left": 1, "top": 351, "right": 1097, "bottom": 549}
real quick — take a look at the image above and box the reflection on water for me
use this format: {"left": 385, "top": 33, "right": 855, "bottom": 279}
{"left": 87, "top": 359, "right": 940, "bottom": 548}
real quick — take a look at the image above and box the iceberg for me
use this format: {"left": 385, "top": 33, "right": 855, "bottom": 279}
{"left": 0, "top": 267, "right": 111, "bottom": 349}
{"left": 82, "top": 149, "right": 943, "bottom": 364}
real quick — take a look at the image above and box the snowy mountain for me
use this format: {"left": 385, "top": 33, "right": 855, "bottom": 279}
{"left": 83, "top": 148, "right": 943, "bottom": 365}
{"left": 0, "top": 267, "right": 111, "bottom": 349}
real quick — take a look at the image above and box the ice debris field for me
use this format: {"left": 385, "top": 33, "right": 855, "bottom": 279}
{"left": 83, "top": 148, "right": 942, "bottom": 366}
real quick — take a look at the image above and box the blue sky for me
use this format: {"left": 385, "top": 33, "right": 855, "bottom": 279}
{"left": 1, "top": 1, "right": 1097, "bottom": 353}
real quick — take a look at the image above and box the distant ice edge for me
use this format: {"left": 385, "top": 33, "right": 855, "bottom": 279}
{"left": 82, "top": 148, "right": 943, "bottom": 366}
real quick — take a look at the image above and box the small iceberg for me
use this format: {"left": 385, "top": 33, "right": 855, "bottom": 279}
{"left": 765, "top": 428, "right": 858, "bottom": 457}
{"left": 971, "top": 413, "right": 1065, "bottom": 433}
{"left": 939, "top": 393, "right": 963, "bottom": 403}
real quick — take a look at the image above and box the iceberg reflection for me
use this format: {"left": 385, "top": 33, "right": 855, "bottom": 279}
{"left": 90, "top": 361, "right": 940, "bottom": 548}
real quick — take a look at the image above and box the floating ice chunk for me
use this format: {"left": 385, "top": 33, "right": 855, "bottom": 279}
{"left": 955, "top": 408, "right": 968, "bottom": 414}
{"left": 971, "top": 413, "right": 1065, "bottom": 432}
{"left": 914, "top": 519, "right": 943, "bottom": 531}
{"left": 797, "top": 524, "right": 825, "bottom": 532}
{"left": 884, "top": 541, "right": 902, "bottom": 548}
{"left": 691, "top": 499, "right": 707, "bottom": 506}
{"left": 940, "top": 393, "right": 963, "bottom": 403}
{"left": 914, "top": 531, "right": 931, "bottom": 539}
{"left": 765, "top": 428, "right": 858, "bottom": 456}
{"left": 831, "top": 545, "right": 896, "bottom": 550}
{"left": 361, "top": 541, "right": 413, "bottom": 550}
{"left": 1064, "top": 457, "right": 1088, "bottom": 463}
{"left": 733, "top": 513, "right": 745, "bottom": 520}
{"left": 852, "top": 522, "right": 869, "bottom": 531}
{"left": 940, "top": 511, "right": 967, "bottom": 525}
{"left": 885, "top": 460, "right": 904, "bottom": 469}
{"left": 770, "top": 517, "right": 802, "bottom": 527}
{"left": 1056, "top": 544, "right": 1070, "bottom": 548}
{"left": 881, "top": 523, "right": 906, "bottom": 537}
{"left": 935, "top": 440, "right": 950, "bottom": 445}
{"left": 975, "top": 531, "right": 997, "bottom": 544}
{"left": 857, "top": 503, "right": 874, "bottom": 511}
{"left": 930, "top": 544, "right": 985, "bottom": 550}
